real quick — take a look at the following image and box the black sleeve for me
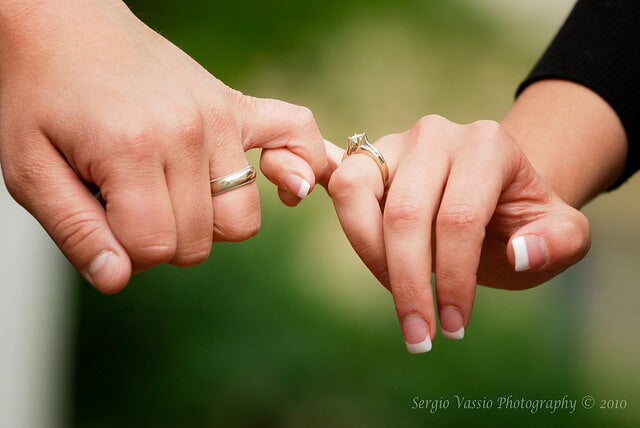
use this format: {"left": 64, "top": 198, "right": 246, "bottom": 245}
{"left": 517, "top": 0, "right": 640, "bottom": 189}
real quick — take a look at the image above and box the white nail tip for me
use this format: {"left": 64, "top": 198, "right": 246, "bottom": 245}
{"left": 442, "top": 327, "right": 465, "bottom": 340}
{"left": 297, "top": 179, "right": 311, "bottom": 199}
{"left": 405, "top": 336, "right": 432, "bottom": 354}
{"left": 512, "top": 236, "right": 530, "bottom": 272}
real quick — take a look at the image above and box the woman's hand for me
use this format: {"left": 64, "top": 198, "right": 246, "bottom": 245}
{"left": 327, "top": 115, "right": 590, "bottom": 353}
{"left": 0, "top": 0, "right": 329, "bottom": 293}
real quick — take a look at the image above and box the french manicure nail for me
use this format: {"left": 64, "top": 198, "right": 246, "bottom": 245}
{"left": 403, "top": 315, "right": 432, "bottom": 354}
{"left": 283, "top": 174, "right": 311, "bottom": 199}
{"left": 512, "top": 235, "right": 549, "bottom": 272}
{"left": 440, "top": 307, "right": 465, "bottom": 340}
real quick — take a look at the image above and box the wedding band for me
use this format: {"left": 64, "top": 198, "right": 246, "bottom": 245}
{"left": 342, "top": 132, "right": 389, "bottom": 188}
{"left": 210, "top": 165, "right": 257, "bottom": 196}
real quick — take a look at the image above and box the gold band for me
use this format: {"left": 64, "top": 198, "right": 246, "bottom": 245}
{"left": 342, "top": 132, "right": 389, "bottom": 188}
{"left": 210, "top": 165, "right": 257, "bottom": 196}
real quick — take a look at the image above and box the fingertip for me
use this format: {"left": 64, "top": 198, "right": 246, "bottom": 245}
{"left": 260, "top": 148, "right": 316, "bottom": 203}
{"left": 277, "top": 187, "right": 302, "bottom": 207}
{"left": 402, "top": 315, "right": 432, "bottom": 354}
{"left": 283, "top": 173, "right": 312, "bottom": 199}
{"left": 298, "top": 178, "right": 312, "bottom": 199}
{"left": 406, "top": 336, "right": 432, "bottom": 354}
{"left": 511, "top": 234, "right": 549, "bottom": 272}
{"left": 439, "top": 306, "right": 465, "bottom": 340}
{"left": 84, "top": 250, "right": 132, "bottom": 294}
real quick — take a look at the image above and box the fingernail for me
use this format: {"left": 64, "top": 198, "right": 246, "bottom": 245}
{"left": 403, "top": 315, "right": 432, "bottom": 354}
{"left": 440, "top": 307, "right": 465, "bottom": 340}
{"left": 85, "top": 250, "right": 118, "bottom": 288}
{"left": 512, "top": 235, "right": 549, "bottom": 272}
{"left": 283, "top": 174, "right": 311, "bottom": 199}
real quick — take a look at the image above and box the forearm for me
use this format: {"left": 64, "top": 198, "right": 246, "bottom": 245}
{"left": 501, "top": 79, "right": 627, "bottom": 208}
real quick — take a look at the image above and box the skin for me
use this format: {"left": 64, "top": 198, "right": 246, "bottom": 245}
{"left": 0, "top": 0, "right": 330, "bottom": 293}
{"left": 503, "top": 79, "right": 627, "bottom": 208}
{"left": 326, "top": 79, "right": 627, "bottom": 353}
{"left": 1, "top": 1, "right": 628, "bottom": 355}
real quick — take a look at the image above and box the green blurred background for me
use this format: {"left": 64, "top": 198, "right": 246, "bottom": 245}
{"left": 69, "top": 1, "right": 640, "bottom": 426}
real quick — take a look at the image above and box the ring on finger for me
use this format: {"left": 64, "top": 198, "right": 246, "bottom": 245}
{"left": 210, "top": 165, "right": 257, "bottom": 196}
{"left": 342, "top": 132, "right": 389, "bottom": 188}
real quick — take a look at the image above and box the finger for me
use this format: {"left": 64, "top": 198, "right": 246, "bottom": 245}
{"left": 238, "top": 95, "right": 331, "bottom": 188}
{"left": 3, "top": 135, "right": 131, "bottom": 293}
{"left": 324, "top": 138, "right": 344, "bottom": 174}
{"left": 434, "top": 125, "right": 510, "bottom": 341}
{"left": 260, "top": 148, "right": 314, "bottom": 207}
{"left": 328, "top": 146, "right": 389, "bottom": 287}
{"left": 208, "top": 130, "right": 261, "bottom": 242}
{"left": 380, "top": 121, "right": 451, "bottom": 353}
{"left": 259, "top": 139, "right": 343, "bottom": 207}
{"left": 164, "top": 129, "right": 213, "bottom": 266}
{"left": 508, "top": 200, "right": 590, "bottom": 275}
{"left": 96, "top": 146, "right": 179, "bottom": 273}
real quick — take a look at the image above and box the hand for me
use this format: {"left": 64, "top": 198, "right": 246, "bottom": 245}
{"left": 0, "top": 0, "right": 329, "bottom": 293}
{"left": 327, "top": 115, "right": 590, "bottom": 352}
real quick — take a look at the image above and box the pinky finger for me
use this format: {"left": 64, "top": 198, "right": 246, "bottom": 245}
{"left": 260, "top": 148, "right": 314, "bottom": 207}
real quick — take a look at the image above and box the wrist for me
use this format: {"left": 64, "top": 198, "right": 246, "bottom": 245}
{"left": 502, "top": 79, "right": 627, "bottom": 208}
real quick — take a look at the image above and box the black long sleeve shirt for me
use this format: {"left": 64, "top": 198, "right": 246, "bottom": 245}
{"left": 517, "top": 0, "right": 640, "bottom": 188}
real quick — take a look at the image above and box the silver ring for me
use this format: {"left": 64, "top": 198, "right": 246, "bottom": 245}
{"left": 210, "top": 165, "right": 257, "bottom": 196}
{"left": 342, "top": 132, "right": 389, "bottom": 188}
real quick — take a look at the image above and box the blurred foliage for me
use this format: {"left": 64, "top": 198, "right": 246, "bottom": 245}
{"left": 71, "top": 1, "right": 637, "bottom": 427}
{"left": 73, "top": 206, "right": 614, "bottom": 427}
{"left": 125, "top": 0, "right": 501, "bottom": 86}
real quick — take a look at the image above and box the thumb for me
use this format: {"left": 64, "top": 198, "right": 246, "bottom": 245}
{"left": 507, "top": 202, "right": 591, "bottom": 273}
{"left": 237, "top": 94, "right": 332, "bottom": 187}
{"left": 3, "top": 137, "right": 131, "bottom": 293}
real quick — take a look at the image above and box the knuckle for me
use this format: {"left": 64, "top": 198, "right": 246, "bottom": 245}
{"left": 393, "top": 278, "right": 432, "bottom": 307}
{"left": 128, "top": 239, "right": 176, "bottom": 266}
{"left": 112, "top": 102, "right": 205, "bottom": 161}
{"left": 172, "top": 239, "right": 212, "bottom": 267}
{"left": 328, "top": 166, "right": 367, "bottom": 199}
{"left": 412, "top": 114, "right": 449, "bottom": 137}
{"left": 284, "top": 104, "right": 319, "bottom": 142}
{"left": 437, "top": 204, "right": 481, "bottom": 231}
{"left": 1, "top": 161, "right": 41, "bottom": 205}
{"left": 168, "top": 110, "right": 205, "bottom": 152}
{"left": 407, "top": 114, "right": 459, "bottom": 151}
{"left": 111, "top": 123, "right": 157, "bottom": 162}
{"left": 470, "top": 119, "right": 501, "bottom": 133}
{"left": 0, "top": 138, "right": 49, "bottom": 205}
{"left": 384, "top": 200, "right": 427, "bottom": 232}
{"left": 215, "top": 210, "right": 261, "bottom": 242}
{"left": 437, "top": 270, "right": 476, "bottom": 295}
{"left": 416, "top": 113, "right": 447, "bottom": 127}
{"left": 468, "top": 119, "right": 507, "bottom": 146}
{"left": 51, "top": 209, "right": 104, "bottom": 259}
{"left": 117, "top": 226, "right": 177, "bottom": 266}
{"left": 292, "top": 105, "right": 316, "bottom": 131}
